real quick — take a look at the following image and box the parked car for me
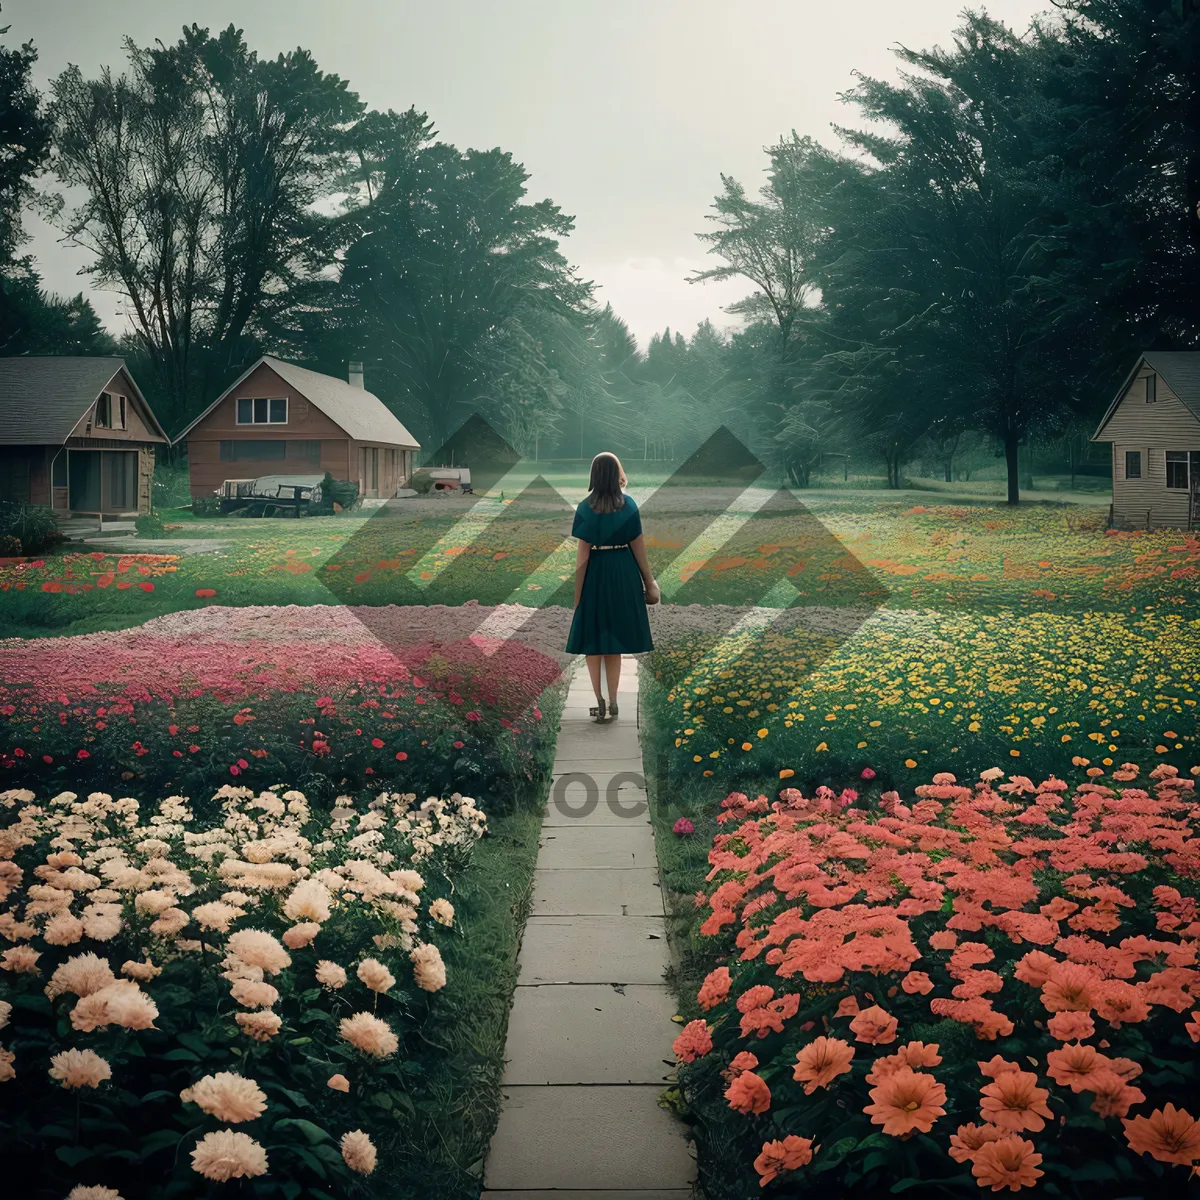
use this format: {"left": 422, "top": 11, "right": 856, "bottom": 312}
{"left": 217, "top": 474, "right": 324, "bottom": 517}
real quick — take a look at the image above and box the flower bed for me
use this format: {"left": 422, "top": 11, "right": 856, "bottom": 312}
{"left": 648, "top": 607, "right": 1199, "bottom": 787}
{"left": 0, "top": 780, "right": 489, "bottom": 1199}
{"left": 670, "top": 764, "right": 1200, "bottom": 1196}
{"left": 0, "top": 605, "right": 570, "bottom": 806}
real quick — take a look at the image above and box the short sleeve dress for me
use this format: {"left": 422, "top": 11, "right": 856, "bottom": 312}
{"left": 565, "top": 494, "right": 654, "bottom": 655}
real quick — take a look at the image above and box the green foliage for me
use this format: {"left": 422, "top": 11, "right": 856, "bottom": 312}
{"left": 0, "top": 499, "right": 65, "bottom": 555}
{"left": 134, "top": 510, "right": 168, "bottom": 539}
{"left": 315, "top": 472, "right": 360, "bottom": 514}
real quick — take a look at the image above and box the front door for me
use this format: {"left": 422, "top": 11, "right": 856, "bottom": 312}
{"left": 68, "top": 450, "right": 138, "bottom": 514}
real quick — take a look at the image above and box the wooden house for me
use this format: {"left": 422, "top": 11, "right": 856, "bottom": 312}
{"left": 1092, "top": 352, "right": 1200, "bottom": 530}
{"left": 0, "top": 357, "right": 168, "bottom": 516}
{"left": 176, "top": 357, "right": 420, "bottom": 501}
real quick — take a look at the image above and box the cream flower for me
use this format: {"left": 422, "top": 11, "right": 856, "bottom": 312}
{"left": 339, "top": 1012, "right": 399, "bottom": 1058}
{"left": 428, "top": 898, "right": 455, "bottom": 927}
{"left": 226, "top": 930, "right": 291, "bottom": 975}
{"left": 67, "top": 1188, "right": 125, "bottom": 1200}
{"left": 356, "top": 958, "right": 396, "bottom": 994}
{"left": 283, "top": 879, "right": 331, "bottom": 924}
{"left": 327, "top": 1073, "right": 350, "bottom": 1092}
{"left": 0, "top": 946, "right": 40, "bottom": 974}
{"left": 190, "top": 1129, "right": 268, "bottom": 1181}
{"left": 229, "top": 979, "right": 280, "bottom": 1009}
{"left": 120, "top": 958, "right": 162, "bottom": 982}
{"left": 0, "top": 1046, "right": 14, "bottom": 1082}
{"left": 49, "top": 1048, "right": 112, "bottom": 1089}
{"left": 282, "top": 923, "right": 320, "bottom": 950}
{"left": 44, "top": 912, "right": 84, "bottom": 946}
{"left": 180, "top": 1073, "right": 267, "bottom": 1123}
{"left": 410, "top": 942, "right": 447, "bottom": 992}
{"left": 340, "top": 1129, "right": 377, "bottom": 1175}
{"left": 234, "top": 1011, "right": 282, "bottom": 1042}
{"left": 192, "top": 902, "right": 245, "bottom": 933}
{"left": 0, "top": 1000, "right": 9, "bottom": 1029}
{"left": 45, "top": 952, "right": 116, "bottom": 999}
{"left": 315, "top": 960, "right": 346, "bottom": 990}
{"left": 70, "top": 980, "right": 158, "bottom": 1032}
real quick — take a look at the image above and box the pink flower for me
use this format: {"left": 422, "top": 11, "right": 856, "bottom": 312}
{"left": 673, "top": 817, "right": 695, "bottom": 836}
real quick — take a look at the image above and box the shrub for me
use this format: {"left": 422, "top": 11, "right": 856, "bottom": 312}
{"left": 190, "top": 496, "right": 221, "bottom": 518}
{"left": 315, "top": 472, "right": 360, "bottom": 514}
{"left": 675, "top": 764, "right": 1200, "bottom": 1196}
{"left": 0, "top": 781, "right": 486, "bottom": 1198}
{"left": 0, "top": 500, "right": 66, "bottom": 555}
{"left": 134, "top": 510, "right": 169, "bottom": 539}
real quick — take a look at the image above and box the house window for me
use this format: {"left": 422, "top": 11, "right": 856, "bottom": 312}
{"left": 1125, "top": 450, "right": 1142, "bottom": 479}
{"left": 220, "top": 440, "right": 288, "bottom": 462}
{"left": 95, "top": 393, "right": 127, "bottom": 430}
{"left": 236, "top": 397, "right": 288, "bottom": 425}
{"left": 290, "top": 441, "right": 321, "bottom": 464}
{"left": 1145, "top": 374, "right": 1156, "bottom": 404}
{"left": 1166, "top": 451, "right": 1190, "bottom": 489}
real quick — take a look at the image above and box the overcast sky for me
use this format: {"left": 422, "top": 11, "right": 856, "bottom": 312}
{"left": 10, "top": 0, "right": 1048, "bottom": 349}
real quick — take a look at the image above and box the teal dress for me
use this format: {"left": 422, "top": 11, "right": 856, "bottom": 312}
{"left": 566, "top": 494, "right": 654, "bottom": 655}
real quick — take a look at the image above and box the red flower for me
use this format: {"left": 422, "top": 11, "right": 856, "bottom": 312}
{"left": 466, "top": 711, "right": 481, "bottom": 721}
{"left": 371, "top": 738, "right": 385, "bottom": 749}
{"left": 395, "top": 751, "right": 407, "bottom": 761}
{"left": 76, "top": 749, "right": 90, "bottom": 759}
{"left": 195, "top": 588, "right": 217, "bottom": 598}
{"left": 861, "top": 767, "right": 876, "bottom": 780}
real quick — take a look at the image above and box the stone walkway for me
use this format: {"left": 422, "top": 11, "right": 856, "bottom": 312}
{"left": 482, "top": 655, "right": 695, "bottom": 1199}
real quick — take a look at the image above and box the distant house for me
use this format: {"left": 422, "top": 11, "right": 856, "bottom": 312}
{"left": 1092, "top": 352, "right": 1200, "bottom": 530}
{"left": 0, "top": 357, "right": 168, "bottom": 516}
{"left": 175, "top": 357, "right": 420, "bottom": 501}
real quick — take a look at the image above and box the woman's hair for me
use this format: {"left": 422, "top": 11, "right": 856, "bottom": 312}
{"left": 587, "top": 452, "right": 627, "bottom": 513}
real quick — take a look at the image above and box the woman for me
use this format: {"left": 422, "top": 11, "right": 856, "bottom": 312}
{"left": 566, "top": 452, "right": 660, "bottom": 722}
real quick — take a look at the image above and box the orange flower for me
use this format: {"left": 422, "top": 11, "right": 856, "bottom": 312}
{"left": 753, "top": 1134, "right": 814, "bottom": 1187}
{"left": 929, "top": 930, "right": 958, "bottom": 951}
{"left": 1045, "top": 1045, "right": 1112, "bottom": 1093}
{"left": 948, "top": 1122, "right": 1003, "bottom": 1164}
{"left": 1040, "top": 962, "right": 1098, "bottom": 1013}
{"left": 1186, "top": 1011, "right": 1200, "bottom": 1044}
{"left": 901, "top": 971, "right": 933, "bottom": 995}
{"left": 792, "top": 1037, "right": 854, "bottom": 1095}
{"left": 1123, "top": 1104, "right": 1200, "bottom": 1167}
{"left": 1088, "top": 1070, "right": 1145, "bottom": 1119}
{"left": 697, "top": 967, "right": 732, "bottom": 1010}
{"left": 849, "top": 1004, "right": 898, "bottom": 1045}
{"left": 863, "top": 1067, "right": 947, "bottom": 1136}
{"left": 722, "top": 1050, "right": 759, "bottom": 1082}
{"left": 835, "top": 995, "right": 860, "bottom": 1018}
{"left": 1046, "top": 1011, "right": 1095, "bottom": 1041}
{"left": 725, "top": 1071, "right": 771, "bottom": 1115}
{"left": 1094, "top": 980, "right": 1150, "bottom": 1027}
{"left": 979, "top": 1071, "right": 1053, "bottom": 1133}
{"left": 672, "top": 1019, "right": 712, "bottom": 1063}
{"left": 970, "top": 1135, "right": 1044, "bottom": 1192}
{"left": 977, "top": 1055, "right": 1021, "bottom": 1079}
{"left": 866, "top": 1041, "right": 942, "bottom": 1085}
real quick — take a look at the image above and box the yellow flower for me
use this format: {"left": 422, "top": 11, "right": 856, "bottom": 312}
{"left": 779, "top": 769, "right": 795, "bottom": 779}
{"left": 905, "top": 759, "right": 917, "bottom": 768}
{"left": 741, "top": 742, "right": 753, "bottom": 751}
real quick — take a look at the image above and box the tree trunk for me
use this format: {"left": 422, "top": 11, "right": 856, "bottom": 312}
{"left": 1004, "top": 432, "right": 1020, "bottom": 506}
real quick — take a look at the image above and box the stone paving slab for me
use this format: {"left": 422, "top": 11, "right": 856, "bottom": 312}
{"left": 537, "top": 825, "right": 658, "bottom": 870}
{"left": 502, "top": 984, "right": 678, "bottom": 1084}
{"left": 530, "top": 868, "right": 662, "bottom": 916}
{"left": 517, "top": 915, "right": 668, "bottom": 984}
{"left": 483, "top": 1085, "right": 695, "bottom": 1191}
{"left": 542, "top": 790, "right": 649, "bottom": 827}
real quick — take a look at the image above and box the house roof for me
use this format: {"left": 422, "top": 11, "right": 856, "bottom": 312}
{"left": 0, "top": 356, "right": 168, "bottom": 445}
{"left": 1093, "top": 351, "right": 1200, "bottom": 440}
{"left": 173, "top": 356, "right": 421, "bottom": 449}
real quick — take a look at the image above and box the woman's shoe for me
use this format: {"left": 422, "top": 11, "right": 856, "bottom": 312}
{"left": 589, "top": 697, "right": 607, "bottom": 723}
{"left": 608, "top": 702, "right": 619, "bottom": 720}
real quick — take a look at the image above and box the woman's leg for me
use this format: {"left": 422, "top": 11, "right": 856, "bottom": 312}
{"left": 603, "top": 654, "right": 622, "bottom": 703}
{"left": 586, "top": 655, "right": 604, "bottom": 700}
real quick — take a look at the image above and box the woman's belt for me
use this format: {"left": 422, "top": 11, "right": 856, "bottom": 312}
{"left": 591, "top": 544, "right": 628, "bottom": 551}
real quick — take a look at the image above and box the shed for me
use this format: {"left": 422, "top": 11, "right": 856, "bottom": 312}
{"left": 175, "top": 357, "right": 420, "bottom": 501}
{"left": 0, "top": 356, "right": 168, "bottom": 516}
{"left": 1092, "top": 352, "right": 1200, "bottom": 530}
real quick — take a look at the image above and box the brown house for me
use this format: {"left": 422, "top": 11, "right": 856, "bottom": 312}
{"left": 176, "top": 357, "right": 420, "bottom": 500}
{"left": 1092, "top": 352, "right": 1200, "bottom": 530}
{"left": 0, "top": 357, "right": 168, "bottom": 516}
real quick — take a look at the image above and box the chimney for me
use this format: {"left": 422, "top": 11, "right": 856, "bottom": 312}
{"left": 348, "top": 361, "right": 364, "bottom": 389}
